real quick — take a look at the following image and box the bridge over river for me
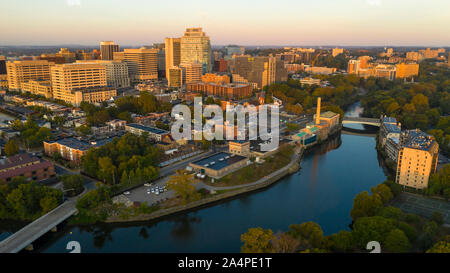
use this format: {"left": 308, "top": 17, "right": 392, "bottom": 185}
{"left": 0, "top": 201, "right": 77, "bottom": 253}
{"left": 342, "top": 116, "right": 381, "bottom": 127}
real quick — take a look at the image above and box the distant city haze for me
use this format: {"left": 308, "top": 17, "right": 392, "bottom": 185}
{"left": 0, "top": 0, "right": 449, "bottom": 46}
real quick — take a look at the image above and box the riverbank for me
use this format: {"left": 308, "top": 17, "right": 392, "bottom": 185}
{"left": 104, "top": 148, "right": 303, "bottom": 224}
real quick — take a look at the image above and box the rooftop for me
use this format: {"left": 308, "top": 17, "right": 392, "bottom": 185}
{"left": 191, "top": 152, "right": 247, "bottom": 171}
{"left": 383, "top": 117, "right": 397, "bottom": 124}
{"left": 320, "top": 111, "right": 339, "bottom": 119}
{"left": 126, "top": 123, "right": 169, "bottom": 135}
{"left": 384, "top": 123, "right": 401, "bottom": 134}
{"left": 403, "top": 130, "right": 436, "bottom": 151}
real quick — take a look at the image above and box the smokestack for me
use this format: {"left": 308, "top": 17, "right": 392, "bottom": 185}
{"left": 316, "top": 97, "right": 321, "bottom": 125}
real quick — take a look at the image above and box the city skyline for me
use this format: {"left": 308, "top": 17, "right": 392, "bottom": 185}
{"left": 1, "top": 0, "right": 449, "bottom": 46}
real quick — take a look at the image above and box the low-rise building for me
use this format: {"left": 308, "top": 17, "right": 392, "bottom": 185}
{"left": 125, "top": 123, "right": 169, "bottom": 142}
{"left": 229, "top": 140, "right": 250, "bottom": 156}
{"left": 21, "top": 79, "right": 53, "bottom": 98}
{"left": 189, "top": 152, "right": 248, "bottom": 179}
{"left": 44, "top": 137, "right": 113, "bottom": 164}
{"left": 0, "top": 153, "right": 56, "bottom": 183}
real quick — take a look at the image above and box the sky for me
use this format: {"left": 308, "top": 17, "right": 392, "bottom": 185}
{"left": 0, "top": 0, "right": 449, "bottom": 46}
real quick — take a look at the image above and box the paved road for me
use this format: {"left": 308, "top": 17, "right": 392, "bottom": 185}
{"left": 0, "top": 201, "right": 77, "bottom": 253}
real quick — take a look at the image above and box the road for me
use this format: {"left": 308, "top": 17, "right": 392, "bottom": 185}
{"left": 0, "top": 201, "right": 77, "bottom": 253}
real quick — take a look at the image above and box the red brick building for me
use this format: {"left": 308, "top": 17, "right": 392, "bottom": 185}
{"left": 0, "top": 154, "right": 56, "bottom": 183}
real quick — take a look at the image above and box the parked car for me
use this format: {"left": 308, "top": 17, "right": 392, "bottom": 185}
{"left": 124, "top": 192, "right": 131, "bottom": 195}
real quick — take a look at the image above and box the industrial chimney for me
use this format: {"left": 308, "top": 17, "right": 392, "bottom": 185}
{"left": 316, "top": 97, "right": 321, "bottom": 125}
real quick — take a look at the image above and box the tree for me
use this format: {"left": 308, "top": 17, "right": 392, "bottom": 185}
{"left": 4, "top": 139, "right": 19, "bottom": 156}
{"left": 287, "top": 222, "right": 325, "bottom": 249}
{"left": 329, "top": 230, "right": 355, "bottom": 252}
{"left": 379, "top": 206, "right": 403, "bottom": 220}
{"left": 426, "top": 236, "right": 450, "bottom": 253}
{"left": 350, "top": 191, "right": 383, "bottom": 221}
{"left": 271, "top": 232, "right": 301, "bottom": 253}
{"left": 371, "top": 184, "right": 393, "bottom": 204}
{"left": 62, "top": 175, "right": 85, "bottom": 197}
{"left": 241, "top": 227, "right": 274, "bottom": 253}
{"left": 166, "top": 170, "right": 200, "bottom": 204}
{"left": 352, "top": 216, "right": 396, "bottom": 249}
{"left": 98, "top": 157, "right": 117, "bottom": 184}
{"left": 384, "top": 229, "right": 411, "bottom": 253}
{"left": 431, "top": 211, "right": 444, "bottom": 226}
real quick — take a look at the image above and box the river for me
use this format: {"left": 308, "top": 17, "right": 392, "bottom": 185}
{"left": 3, "top": 103, "right": 388, "bottom": 253}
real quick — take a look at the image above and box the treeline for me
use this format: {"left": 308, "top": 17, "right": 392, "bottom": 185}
{"left": 0, "top": 177, "right": 63, "bottom": 221}
{"left": 80, "top": 92, "right": 172, "bottom": 126}
{"left": 265, "top": 74, "right": 361, "bottom": 116}
{"left": 9, "top": 116, "right": 53, "bottom": 149}
{"left": 81, "top": 134, "right": 160, "bottom": 187}
{"left": 240, "top": 181, "right": 449, "bottom": 253}
{"left": 426, "top": 164, "right": 450, "bottom": 199}
{"left": 361, "top": 62, "right": 450, "bottom": 154}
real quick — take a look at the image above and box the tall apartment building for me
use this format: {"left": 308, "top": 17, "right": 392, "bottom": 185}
{"left": 406, "top": 51, "right": 424, "bottom": 62}
{"left": 51, "top": 63, "right": 116, "bottom": 105}
{"left": 418, "top": 48, "right": 440, "bottom": 59}
{"left": 168, "top": 66, "right": 183, "bottom": 88}
{"left": 6, "top": 60, "right": 54, "bottom": 91}
{"left": 231, "top": 55, "right": 287, "bottom": 89}
{"left": 395, "top": 63, "right": 419, "bottom": 79}
{"left": 77, "top": 60, "right": 130, "bottom": 88}
{"left": 396, "top": 130, "right": 439, "bottom": 190}
{"left": 165, "top": 38, "right": 181, "bottom": 82}
{"left": 100, "top": 41, "right": 120, "bottom": 60}
{"left": 374, "top": 64, "right": 396, "bottom": 80}
{"left": 123, "top": 47, "right": 158, "bottom": 81}
{"left": 181, "top": 27, "right": 212, "bottom": 73}
{"left": 347, "top": 59, "right": 360, "bottom": 74}
{"left": 180, "top": 63, "right": 202, "bottom": 84}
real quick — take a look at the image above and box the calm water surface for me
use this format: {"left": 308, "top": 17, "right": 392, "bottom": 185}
{"left": 35, "top": 103, "right": 387, "bottom": 253}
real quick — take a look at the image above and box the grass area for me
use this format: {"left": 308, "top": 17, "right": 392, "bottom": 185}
{"left": 69, "top": 202, "right": 160, "bottom": 224}
{"left": 205, "top": 146, "right": 294, "bottom": 187}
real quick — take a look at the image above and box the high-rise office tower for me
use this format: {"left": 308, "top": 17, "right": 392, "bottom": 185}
{"left": 51, "top": 63, "right": 115, "bottom": 105}
{"left": 181, "top": 27, "right": 212, "bottom": 73}
{"left": 6, "top": 60, "right": 54, "bottom": 91}
{"left": 168, "top": 66, "right": 183, "bottom": 88}
{"left": 0, "top": 56, "right": 6, "bottom": 75}
{"left": 165, "top": 38, "right": 181, "bottom": 82}
{"left": 123, "top": 47, "right": 158, "bottom": 81}
{"left": 100, "top": 41, "right": 120, "bottom": 60}
{"left": 180, "top": 63, "right": 202, "bottom": 84}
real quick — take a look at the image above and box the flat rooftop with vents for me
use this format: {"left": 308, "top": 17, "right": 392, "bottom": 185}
{"left": 189, "top": 152, "right": 248, "bottom": 179}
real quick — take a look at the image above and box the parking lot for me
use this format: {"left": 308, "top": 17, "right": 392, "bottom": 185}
{"left": 391, "top": 192, "right": 450, "bottom": 225}
{"left": 123, "top": 176, "right": 175, "bottom": 206}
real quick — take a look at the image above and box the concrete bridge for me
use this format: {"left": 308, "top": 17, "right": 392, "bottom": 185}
{"left": 0, "top": 201, "right": 77, "bottom": 253}
{"left": 342, "top": 117, "right": 381, "bottom": 127}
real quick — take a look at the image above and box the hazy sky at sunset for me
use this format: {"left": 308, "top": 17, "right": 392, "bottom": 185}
{"left": 1, "top": 0, "right": 449, "bottom": 46}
